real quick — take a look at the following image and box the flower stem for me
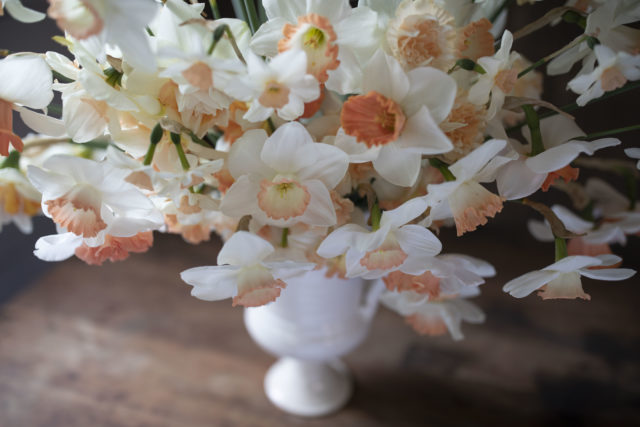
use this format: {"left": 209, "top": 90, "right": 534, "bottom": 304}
{"left": 243, "top": 0, "right": 260, "bottom": 34}
{"left": 281, "top": 227, "right": 289, "bottom": 248}
{"left": 0, "top": 150, "right": 20, "bottom": 169}
{"left": 208, "top": 0, "right": 221, "bottom": 19}
{"left": 579, "top": 124, "right": 640, "bottom": 141}
{"left": 518, "top": 35, "right": 588, "bottom": 79}
{"left": 208, "top": 24, "right": 246, "bottom": 65}
{"left": 230, "top": 0, "right": 247, "bottom": 21}
{"left": 428, "top": 158, "right": 456, "bottom": 181}
{"left": 555, "top": 237, "right": 568, "bottom": 261}
{"left": 489, "top": 0, "right": 512, "bottom": 23}
{"left": 370, "top": 201, "right": 382, "bottom": 231}
{"left": 171, "top": 133, "right": 191, "bottom": 171}
{"left": 522, "top": 105, "right": 544, "bottom": 156}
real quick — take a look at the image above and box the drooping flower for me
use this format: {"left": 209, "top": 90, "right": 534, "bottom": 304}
{"left": 568, "top": 45, "right": 640, "bottom": 106}
{"left": 317, "top": 196, "right": 442, "bottom": 279}
{"left": 424, "top": 139, "right": 508, "bottom": 236}
{"left": 503, "top": 255, "right": 635, "bottom": 300}
{"left": 0, "top": 167, "right": 41, "bottom": 233}
{"left": 468, "top": 30, "right": 519, "bottom": 119}
{"left": 221, "top": 122, "right": 348, "bottom": 227}
{"left": 181, "top": 231, "right": 313, "bottom": 307}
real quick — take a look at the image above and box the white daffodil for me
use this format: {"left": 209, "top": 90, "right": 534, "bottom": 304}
{"left": 424, "top": 139, "right": 508, "bottom": 236}
{"left": 0, "top": 167, "right": 41, "bottom": 234}
{"left": 181, "top": 231, "right": 314, "bottom": 307}
{"left": 384, "top": 253, "right": 495, "bottom": 299}
{"left": 568, "top": 45, "right": 640, "bottom": 106}
{"left": 625, "top": 147, "right": 640, "bottom": 169}
{"left": 547, "top": 1, "right": 640, "bottom": 76}
{"left": 220, "top": 122, "right": 348, "bottom": 227}
{"left": 496, "top": 115, "right": 620, "bottom": 200}
{"left": 503, "top": 254, "right": 635, "bottom": 300}
{"left": 225, "top": 50, "right": 320, "bottom": 122}
{"left": 0, "top": 54, "right": 53, "bottom": 156}
{"left": 335, "top": 50, "right": 455, "bottom": 187}
{"left": 27, "top": 155, "right": 163, "bottom": 242}
{"left": 47, "top": 0, "right": 159, "bottom": 72}
{"left": 380, "top": 286, "right": 485, "bottom": 340}
{"left": 527, "top": 204, "right": 640, "bottom": 258}
{"left": 251, "top": 0, "right": 380, "bottom": 94}
{"left": 0, "top": 0, "right": 45, "bottom": 23}
{"left": 468, "top": 30, "right": 519, "bottom": 120}
{"left": 317, "top": 196, "right": 442, "bottom": 279}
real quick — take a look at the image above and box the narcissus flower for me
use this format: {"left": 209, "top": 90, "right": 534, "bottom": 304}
{"left": 503, "top": 255, "right": 635, "bottom": 300}
{"left": 336, "top": 50, "right": 455, "bottom": 187}
{"left": 424, "top": 139, "right": 508, "bottom": 236}
{"left": 181, "top": 231, "right": 313, "bottom": 307}
{"left": 221, "top": 122, "right": 348, "bottom": 227}
{"left": 224, "top": 50, "right": 320, "bottom": 122}
{"left": 317, "top": 196, "right": 441, "bottom": 279}
{"left": 0, "top": 167, "right": 41, "bottom": 233}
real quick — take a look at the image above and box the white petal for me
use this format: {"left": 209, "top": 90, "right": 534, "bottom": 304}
{"left": 299, "top": 179, "right": 337, "bottom": 226}
{"left": 503, "top": 270, "right": 560, "bottom": 298}
{"left": 3, "top": 0, "right": 45, "bottom": 23}
{"left": 396, "top": 106, "right": 453, "bottom": 154}
{"left": 228, "top": 129, "right": 273, "bottom": 179}
{"left": 17, "top": 107, "right": 66, "bottom": 137}
{"left": 250, "top": 17, "right": 288, "bottom": 57}
{"left": 395, "top": 224, "right": 442, "bottom": 257}
{"left": 380, "top": 196, "right": 429, "bottom": 228}
{"left": 218, "top": 231, "right": 275, "bottom": 265}
{"left": 362, "top": 50, "right": 409, "bottom": 101}
{"left": 449, "top": 139, "right": 507, "bottom": 181}
{"left": 333, "top": 128, "right": 381, "bottom": 162}
{"left": 579, "top": 268, "right": 636, "bottom": 281}
{"left": 403, "top": 67, "right": 456, "bottom": 122}
{"left": 552, "top": 205, "right": 593, "bottom": 234}
{"left": 297, "top": 143, "right": 349, "bottom": 189}
{"left": 527, "top": 219, "right": 554, "bottom": 242}
{"left": 372, "top": 144, "right": 422, "bottom": 187}
{"left": 33, "top": 232, "right": 81, "bottom": 262}
{"left": 545, "top": 255, "right": 601, "bottom": 272}
{"left": 0, "top": 54, "right": 53, "bottom": 108}
{"left": 180, "top": 265, "right": 238, "bottom": 301}
{"left": 496, "top": 159, "right": 546, "bottom": 200}
{"left": 316, "top": 223, "right": 370, "bottom": 258}
{"left": 261, "top": 122, "right": 315, "bottom": 173}
{"left": 220, "top": 175, "right": 261, "bottom": 218}
{"left": 526, "top": 139, "right": 620, "bottom": 173}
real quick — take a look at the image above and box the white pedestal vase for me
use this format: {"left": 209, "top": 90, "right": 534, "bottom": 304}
{"left": 244, "top": 269, "right": 383, "bottom": 417}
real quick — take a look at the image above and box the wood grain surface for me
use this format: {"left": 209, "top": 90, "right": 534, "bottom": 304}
{"left": 1, "top": 223, "right": 638, "bottom": 427}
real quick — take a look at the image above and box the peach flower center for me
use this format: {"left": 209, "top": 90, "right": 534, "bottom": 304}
{"left": 0, "top": 99, "right": 22, "bottom": 156}
{"left": 234, "top": 264, "right": 287, "bottom": 307}
{"left": 541, "top": 165, "right": 580, "bottom": 191}
{"left": 182, "top": 62, "right": 213, "bottom": 90}
{"left": 279, "top": 13, "right": 340, "bottom": 84}
{"left": 494, "top": 69, "right": 518, "bottom": 93}
{"left": 45, "top": 184, "right": 106, "bottom": 237}
{"left": 259, "top": 80, "right": 290, "bottom": 109}
{"left": 341, "top": 91, "right": 406, "bottom": 147}
{"left": 448, "top": 181, "right": 504, "bottom": 236}
{"left": 360, "top": 233, "right": 408, "bottom": 271}
{"left": 405, "top": 313, "right": 448, "bottom": 336}
{"left": 74, "top": 231, "right": 153, "bottom": 266}
{"left": 601, "top": 67, "right": 627, "bottom": 92}
{"left": 384, "top": 270, "right": 441, "bottom": 298}
{"left": 456, "top": 18, "right": 495, "bottom": 62}
{"left": 257, "top": 178, "right": 311, "bottom": 220}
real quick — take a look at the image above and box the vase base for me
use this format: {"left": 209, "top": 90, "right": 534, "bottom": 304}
{"left": 264, "top": 357, "right": 353, "bottom": 417}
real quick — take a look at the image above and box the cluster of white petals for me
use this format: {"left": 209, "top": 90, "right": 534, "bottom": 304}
{"left": 0, "top": 0, "right": 637, "bottom": 341}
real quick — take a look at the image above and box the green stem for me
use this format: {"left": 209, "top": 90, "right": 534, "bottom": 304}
{"left": 143, "top": 142, "right": 157, "bottom": 166}
{"left": 518, "top": 57, "right": 546, "bottom": 78}
{"left": 281, "top": 227, "right": 289, "bottom": 248}
{"left": 579, "top": 124, "right": 640, "bottom": 141}
{"left": 243, "top": 0, "right": 260, "bottom": 35}
{"left": 0, "top": 150, "right": 20, "bottom": 169}
{"left": 208, "top": 0, "right": 221, "bottom": 19}
{"left": 429, "top": 158, "right": 456, "bottom": 181}
{"left": 266, "top": 117, "right": 276, "bottom": 134}
{"left": 554, "top": 237, "right": 568, "bottom": 261}
{"left": 171, "top": 133, "right": 191, "bottom": 171}
{"left": 489, "top": 0, "right": 512, "bottom": 23}
{"left": 370, "top": 202, "right": 382, "bottom": 231}
{"left": 522, "top": 105, "right": 544, "bottom": 156}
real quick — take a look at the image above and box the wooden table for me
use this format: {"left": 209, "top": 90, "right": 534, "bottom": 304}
{"left": 1, "top": 225, "right": 639, "bottom": 427}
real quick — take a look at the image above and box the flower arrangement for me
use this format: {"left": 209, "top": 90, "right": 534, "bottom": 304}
{"left": 1, "top": 0, "right": 639, "bottom": 342}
